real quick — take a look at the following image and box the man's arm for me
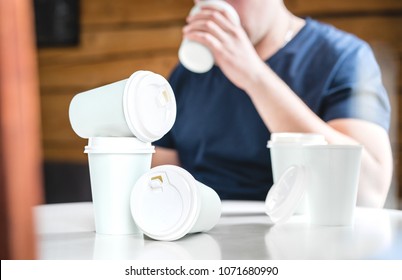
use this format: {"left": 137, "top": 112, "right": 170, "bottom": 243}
{"left": 328, "top": 119, "right": 393, "bottom": 207}
{"left": 183, "top": 6, "right": 393, "bottom": 207}
{"left": 244, "top": 62, "right": 392, "bottom": 207}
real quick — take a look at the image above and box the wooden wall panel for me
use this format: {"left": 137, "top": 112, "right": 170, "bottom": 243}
{"left": 286, "top": 0, "right": 402, "bottom": 15}
{"left": 38, "top": 25, "right": 182, "bottom": 64}
{"left": 322, "top": 16, "right": 402, "bottom": 52}
{"left": 39, "top": 53, "right": 178, "bottom": 89}
{"left": 80, "top": 0, "right": 402, "bottom": 25}
{"left": 41, "top": 92, "right": 80, "bottom": 143}
{"left": 82, "top": 0, "right": 192, "bottom": 25}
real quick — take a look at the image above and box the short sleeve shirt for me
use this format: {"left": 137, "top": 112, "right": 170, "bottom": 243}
{"left": 154, "top": 18, "right": 391, "bottom": 201}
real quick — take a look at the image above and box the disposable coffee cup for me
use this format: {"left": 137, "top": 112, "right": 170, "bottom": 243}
{"left": 130, "top": 165, "right": 221, "bottom": 241}
{"left": 69, "top": 70, "right": 176, "bottom": 142}
{"left": 178, "top": 0, "right": 240, "bottom": 73}
{"left": 267, "top": 133, "right": 327, "bottom": 214}
{"left": 265, "top": 145, "right": 362, "bottom": 227}
{"left": 85, "top": 137, "right": 155, "bottom": 235}
{"left": 304, "top": 145, "right": 362, "bottom": 226}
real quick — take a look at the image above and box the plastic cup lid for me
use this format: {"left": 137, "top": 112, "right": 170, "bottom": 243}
{"left": 84, "top": 137, "right": 155, "bottom": 154}
{"left": 123, "top": 71, "right": 177, "bottom": 143}
{"left": 267, "top": 133, "right": 327, "bottom": 147}
{"left": 265, "top": 165, "right": 306, "bottom": 224}
{"left": 130, "top": 165, "right": 201, "bottom": 241}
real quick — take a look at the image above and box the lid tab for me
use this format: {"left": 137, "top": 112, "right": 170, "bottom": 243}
{"left": 150, "top": 176, "right": 164, "bottom": 190}
{"left": 130, "top": 165, "right": 200, "bottom": 241}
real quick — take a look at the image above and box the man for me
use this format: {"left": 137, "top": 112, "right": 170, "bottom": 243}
{"left": 153, "top": 0, "right": 392, "bottom": 207}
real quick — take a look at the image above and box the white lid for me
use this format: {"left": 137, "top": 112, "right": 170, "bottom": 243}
{"left": 265, "top": 165, "right": 306, "bottom": 224}
{"left": 178, "top": 0, "right": 240, "bottom": 74}
{"left": 123, "top": 71, "right": 177, "bottom": 143}
{"left": 130, "top": 165, "right": 201, "bottom": 241}
{"left": 84, "top": 137, "right": 155, "bottom": 154}
{"left": 267, "top": 133, "right": 327, "bottom": 147}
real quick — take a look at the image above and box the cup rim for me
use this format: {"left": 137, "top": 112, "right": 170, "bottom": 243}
{"left": 267, "top": 133, "right": 327, "bottom": 148}
{"left": 302, "top": 144, "right": 363, "bottom": 150}
{"left": 84, "top": 148, "right": 155, "bottom": 154}
{"left": 84, "top": 137, "right": 155, "bottom": 154}
{"left": 267, "top": 142, "right": 327, "bottom": 148}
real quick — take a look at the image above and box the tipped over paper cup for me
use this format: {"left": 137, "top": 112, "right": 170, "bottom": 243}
{"left": 130, "top": 165, "right": 222, "bottom": 241}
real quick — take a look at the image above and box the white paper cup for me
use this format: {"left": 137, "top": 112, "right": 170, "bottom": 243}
{"left": 130, "top": 165, "right": 221, "bottom": 241}
{"left": 85, "top": 137, "right": 155, "bottom": 235}
{"left": 178, "top": 0, "right": 240, "bottom": 73}
{"left": 69, "top": 70, "right": 176, "bottom": 142}
{"left": 303, "top": 145, "right": 362, "bottom": 226}
{"left": 267, "top": 133, "right": 327, "bottom": 214}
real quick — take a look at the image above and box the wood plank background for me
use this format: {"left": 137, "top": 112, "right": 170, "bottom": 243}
{"left": 37, "top": 0, "right": 402, "bottom": 206}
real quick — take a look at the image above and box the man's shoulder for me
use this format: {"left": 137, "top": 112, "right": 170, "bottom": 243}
{"left": 304, "top": 18, "right": 368, "bottom": 56}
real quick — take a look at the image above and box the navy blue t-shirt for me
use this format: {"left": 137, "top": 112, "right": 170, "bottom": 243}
{"left": 155, "top": 18, "right": 390, "bottom": 201}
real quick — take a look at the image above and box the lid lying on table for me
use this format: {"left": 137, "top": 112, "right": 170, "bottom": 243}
{"left": 265, "top": 165, "right": 307, "bottom": 224}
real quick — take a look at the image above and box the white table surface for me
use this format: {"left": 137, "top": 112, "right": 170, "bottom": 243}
{"left": 34, "top": 201, "right": 402, "bottom": 260}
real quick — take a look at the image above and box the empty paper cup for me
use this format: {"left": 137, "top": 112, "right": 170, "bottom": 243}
{"left": 265, "top": 145, "right": 362, "bottom": 227}
{"left": 178, "top": 0, "right": 240, "bottom": 73}
{"left": 268, "top": 133, "right": 327, "bottom": 214}
{"left": 130, "top": 165, "right": 221, "bottom": 241}
{"left": 69, "top": 70, "right": 176, "bottom": 142}
{"left": 85, "top": 137, "right": 155, "bottom": 235}
{"left": 304, "top": 145, "right": 362, "bottom": 226}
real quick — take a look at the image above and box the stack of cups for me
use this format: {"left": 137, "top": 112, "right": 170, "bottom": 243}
{"left": 69, "top": 70, "right": 222, "bottom": 239}
{"left": 69, "top": 70, "right": 177, "bottom": 235}
{"left": 178, "top": 0, "right": 240, "bottom": 73}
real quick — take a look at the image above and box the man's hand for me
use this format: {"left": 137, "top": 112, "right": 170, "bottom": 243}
{"left": 183, "top": 6, "right": 265, "bottom": 90}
